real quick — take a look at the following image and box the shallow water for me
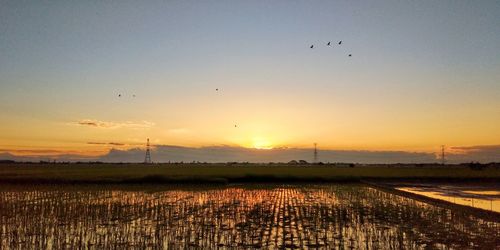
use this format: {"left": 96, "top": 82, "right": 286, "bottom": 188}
{"left": 396, "top": 184, "right": 500, "bottom": 213}
{"left": 0, "top": 184, "right": 498, "bottom": 249}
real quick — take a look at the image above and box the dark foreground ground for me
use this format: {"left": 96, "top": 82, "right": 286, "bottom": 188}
{"left": 0, "top": 163, "right": 498, "bottom": 184}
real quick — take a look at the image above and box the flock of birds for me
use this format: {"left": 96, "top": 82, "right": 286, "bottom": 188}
{"left": 117, "top": 94, "right": 136, "bottom": 98}
{"left": 117, "top": 41, "right": 351, "bottom": 130}
{"left": 310, "top": 40, "right": 352, "bottom": 57}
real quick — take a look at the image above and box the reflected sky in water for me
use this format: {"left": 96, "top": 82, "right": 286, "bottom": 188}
{"left": 0, "top": 185, "right": 499, "bottom": 249}
{"left": 397, "top": 184, "right": 500, "bottom": 213}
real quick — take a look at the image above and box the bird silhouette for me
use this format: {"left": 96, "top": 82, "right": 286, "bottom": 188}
{"left": 234, "top": 125, "right": 237, "bottom": 128}
{"left": 132, "top": 94, "right": 136, "bottom": 97}
{"left": 118, "top": 94, "right": 121, "bottom": 97}
{"left": 348, "top": 54, "right": 352, "bottom": 57}
{"left": 327, "top": 42, "right": 331, "bottom": 46}
{"left": 216, "top": 88, "right": 219, "bottom": 91}
{"left": 310, "top": 45, "right": 314, "bottom": 49}
{"left": 338, "top": 40, "right": 342, "bottom": 45}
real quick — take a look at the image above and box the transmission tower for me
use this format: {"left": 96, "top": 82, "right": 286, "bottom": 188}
{"left": 440, "top": 145, "right": 445, "bottom": 165}
{"left": 313, "top": 143, "right": 318, "bottom": 163}
{"left": 144, "top": 138, "right": 152, "bottom": 164}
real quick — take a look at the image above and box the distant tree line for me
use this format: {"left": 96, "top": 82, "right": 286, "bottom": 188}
{"left": 0, "top": 160, "right": 499, "bottom": 170}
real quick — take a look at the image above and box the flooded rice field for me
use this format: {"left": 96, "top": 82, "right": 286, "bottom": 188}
{"left": 395, "top": 183, "right": 500, "bottom": 213}
{"left": 0, "top": 184, "right": 499, "bottom": 249}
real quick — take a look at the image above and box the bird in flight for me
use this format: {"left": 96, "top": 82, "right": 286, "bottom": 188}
{"left": 118, "top": 94, "right": 121, "bottom": 97}
{"left": 348, "top": 54, "right": 352, "bottom": 57}
{"left": 132, "top": 94, "right": 136, "bottom": 97}
{"left": 310, "top": 45, "right": 314, "bottom": 49}
{"left": 234, "top": 124, "right": 237, "bottom": 128}
{"left": 338, "top": 40, "right": 342, "bottom": 45}
{"left": 327, "top": 41, "right": 331, "bottom": 46}
{"left": 216, "top": 88, "right": 219, "bottom": 91}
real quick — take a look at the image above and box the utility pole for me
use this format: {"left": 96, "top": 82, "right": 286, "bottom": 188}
{"left": 144, "top": 138, "right": 152, "bottom": 164}
{"left": 441, "top": 145, "right": 445, "bottom": 165}
{"left": 313, "top": 143, "right": 318, "bottom": 163}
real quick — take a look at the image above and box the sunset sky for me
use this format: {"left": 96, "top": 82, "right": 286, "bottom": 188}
{"left": 1, "top": 1, "right": 499, "bottom": 158}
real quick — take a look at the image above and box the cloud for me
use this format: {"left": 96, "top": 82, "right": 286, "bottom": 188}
{"left": 2, "top": 144, "right": 499, "bottom": 163}
{"left": 0, "top": 148, "right": 104, "bottom": 159}
{"left": 0, "top": 151, "right": 98, "bottom": 161}
{"left": 75, "top": 119, "right": 154, "bottom": 129}
{"left": 0, "top": 149, "right": 72, "bottom": 155}
{"left": 77, "top": 120, "right": 112, "bottom": 127}
{"left": 98, "top": 145, "right": 439, "bottom": 164}
{"left": 447, "top": 145, "right": 500, "bottom": 163}
{"left": 450, "top": 145, "right": 500, "bottom": 151}
{"left": 87, "top": 142, "right": 126, "bottom": 146}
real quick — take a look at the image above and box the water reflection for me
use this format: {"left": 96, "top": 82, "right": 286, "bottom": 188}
{"left": 0, "top": 185, "right": 498, "bottom": 249}
{"left": 396, "top": 185, "right": 500, "bottom": 213}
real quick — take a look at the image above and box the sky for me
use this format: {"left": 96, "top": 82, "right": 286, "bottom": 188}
{"left": 1, "top": 1, "right": 500, "bottom": 162}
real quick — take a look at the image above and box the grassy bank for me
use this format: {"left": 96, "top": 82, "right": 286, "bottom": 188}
{"left": 0, "top": 163, "right": 499, "bottom": 184}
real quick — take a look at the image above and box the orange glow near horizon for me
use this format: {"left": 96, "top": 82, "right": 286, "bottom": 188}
{"left": 250, "top": 137, "right": 274, "bottom": 150}
{"left": 1, "top": 134, "right": 497, "bottom": 158}
{"left": 0, "top": 112, "right": 499, "bottom": 157}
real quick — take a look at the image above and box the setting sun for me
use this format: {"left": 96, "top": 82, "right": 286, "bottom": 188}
{"left": 252, "top": 137, "right": 273, "bottom": 150}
